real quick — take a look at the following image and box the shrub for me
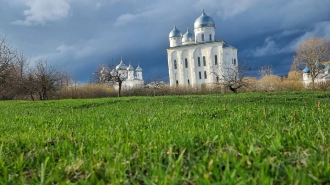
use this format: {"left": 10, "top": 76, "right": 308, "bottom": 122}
{"left": 55, "top": 83, "right": 117, "bottom": 99}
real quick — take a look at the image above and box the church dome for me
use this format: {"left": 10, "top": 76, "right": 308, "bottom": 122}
{"left": 302, "top": 67, "right": 310, "bottom": 73}
{"left": 110, "top": 69, "right": 116, "bottom": 75}
{"left": 116, "top": 58, "right": 126, "bottom": 70}
{"left": 194, "top": 10, "right": 215, "bottom": 29}
{"left": 169, "top": 25, "right": 182, "bottom": 38}
{"left": 182, "top": 27, "right": 194, "bottom": 43}
{"left": 136, "top": 64, "right": 143, "bottom": 72}
{"left": 127, "top": 64, "right": 134, "bottom": 71}
{"left": 315, "top": 60, "right": 325, "bottom": 69}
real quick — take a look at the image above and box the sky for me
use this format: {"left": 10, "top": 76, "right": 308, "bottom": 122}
{"left": 1, "top": 0, "right": 330, "bottom": 83}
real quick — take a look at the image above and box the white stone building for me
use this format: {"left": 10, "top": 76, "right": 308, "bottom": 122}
{"left": 302, "top": 63, "right": 330, "bottom": 87}
{"left": 102, "top": 58, "right": 144, "bottom": 90}
{"left": 166, "top": 10, "right": 238, "bottom": 87}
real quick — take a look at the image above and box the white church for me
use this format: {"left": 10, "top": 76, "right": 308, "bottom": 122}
{"left": 166, "top": 10, "right": 238, "bottom": 87}
{"left": 101, "top": 58, "right": 144, "bottom": 90}
{"left": 302, "top": 62, "right": 330, "bottom": 87}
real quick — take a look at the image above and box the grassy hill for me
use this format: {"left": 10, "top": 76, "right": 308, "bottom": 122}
{"left": 1, "top": 91, "right": 329, "bottom": 184}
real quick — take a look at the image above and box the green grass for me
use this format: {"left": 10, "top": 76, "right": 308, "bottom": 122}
{"left": 0, "top": 91, "right": 330, "bottom": 184}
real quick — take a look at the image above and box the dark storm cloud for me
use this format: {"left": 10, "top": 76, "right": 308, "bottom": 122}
{"left": 1, "top": 0, "right": 329, "bottom": 83}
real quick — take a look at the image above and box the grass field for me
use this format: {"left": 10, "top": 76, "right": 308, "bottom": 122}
{"left": 0, "top": 91, "right": 330, "bottom": 184}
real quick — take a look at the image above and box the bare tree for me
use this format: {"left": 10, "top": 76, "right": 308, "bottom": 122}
{"left": 212, "top": 59, "right": 248, "bottom": 93}
{"left": 144, "top": 74, "right": 165, "bottom": 96}
{"left": 0, "top": 35, "right": 71, "bottom": 100}
{"left": 0, "top": 35, "right": 18, "bottom": 99}
{"left": 10, "top": 52, "right": 31, "bottom": 99}
{"left": 96, "top": 65, "right": 125, "bottom": 97}
{"left": 292, "top": 37, "right": 330, "bottom": 87}
{"left": 0, "top": 36, "right": 15, "bottom": 81}
{"left": 27, "top": 59, "right": 68, "bottom": 100}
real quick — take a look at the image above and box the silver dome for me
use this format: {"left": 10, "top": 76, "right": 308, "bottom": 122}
{"left": 110, "top": 69, "right": 117, "bottom": 75}
{"left": 194, "top": 10, "right": 215, "bottom": 29}
{"left": 302, "top": 67, "right": 310, "bottom": 73}
{"left": 116, "top": 58, "right": 126, "bottom": 70}
{"left": 325, "top": 65, "right": 330, "bottom": 71}
{"left": 127, "top": 63, "right": 134, "bottom": 71}
{"left": 182, "top": 27, "right": 194, "bottom": 43}
{"left": 169, "top": 25, "right": 182, "bottom": 38}
{"left": 136, "top": 64, "right": 143, "bottom": 72}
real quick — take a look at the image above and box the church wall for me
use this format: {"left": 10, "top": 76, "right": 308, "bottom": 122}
{"left": 167, "top": 42, "right": 229, "bottom": 87}
{"left": 222, "top": 47, "right": 238, "bottom": 81}
{"left": 114, "top": 80, "right": 144, "bottom": 91}
{"left": 193, "top": 47, "right": 202, "bottom": 86}
{"left": 193, "top": 47, "right": 209, "bottom": 86}
{"left": 170, "top": 51, "right": 179, "bottom": 86}
{"left": 222, "top": 47, "right": 232, "bottom": 78}
{"left": 194, "top": 27, "right": 215, "bottom": 43}
{"left": 211, "top": 46, "right": 221, "bottom": 82}
{"left": 127, "top": 70, "right": 134, "bottom": 80}
{"left": 182, "top": 49, "right": 192, "bottom": 86}
{"left": 136, "top": 71, "right": 143, "bottom": 80}
{"left": 169, "top": 37, "right": 182, "bottom": 47}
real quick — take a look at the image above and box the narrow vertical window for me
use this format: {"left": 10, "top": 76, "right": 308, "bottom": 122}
{"left": 199, "top": 71, "right": 202, "bottom": 79}
{"left": 198, "top": 57, "right": 201, "bottom": 67}
{"left": 188, "top": 80, "right": 190, "bottom": 85}
{"left": 204, "top": 71, "right": 207, "bottom": 79}
{"left": 174, "top": 60, "right": 177, "bottom": 69}
{"left": 176, "top": 80, "right": 178, "bottom": 86}
{"left": 234, "top": 59, "right": 236, "bottom": 65}
{"left": 216, "top": 76, "right": 219, "bottom": 82}
{"left": 185, "top": 58, "right": 188, "bottom": 68}
{"left": 203, "top": 56, "right": 206, "bottom": 66}
{"left": 209, "top": 34, "right": 212, "bottom": 41}
{"left": 214, "top": 55, "right": 218, "bottom": 65}
{"left": 202, "top": 34, "right": 204, "bottom": 41}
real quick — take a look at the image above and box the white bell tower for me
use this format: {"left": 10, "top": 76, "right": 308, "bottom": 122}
{"left": 169, "top": 25, "right": 182, "bottom": 47}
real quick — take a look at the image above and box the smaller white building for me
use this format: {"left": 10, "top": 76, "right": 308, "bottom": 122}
{"left": 302, "top": 63, "right": 330, "bottom": 87}
{"left": 102, "top": 58, "right": 144, "bottom": 90}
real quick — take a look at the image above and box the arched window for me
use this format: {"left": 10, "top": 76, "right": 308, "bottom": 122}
{"left": 174, "top": 60, "right": 177, "bottom": 69}
{"left": 199, "top": 71, "right": 202, "bottom": 79}
{"left": 202, "top": 34, "right": 204, "bottom": 41}
{"left": 203, "top": 56, "right": 206, "bottom": 66}
{"left": 198, "top": 57, "right": 201, "bottom": 67}
{"left": 214, "top": 55, "right": 218, "bottom": 65}
{"left": 209, "top": 34, "right": 212, "bottom": 41}
{"left": 204, "top": 71, "right": 207, "bottom": 79}
{"left": 185, "top": 58, "right": 188, "bottom": 68}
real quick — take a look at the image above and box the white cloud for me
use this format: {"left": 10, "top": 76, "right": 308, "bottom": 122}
{"left": 252, "top": 21, "right": 330, "bottom": 57}
{"left": 114, "top": 13, "right": 138, "bottom": 27}
{"left": 253, "top": 37, "right": 280, "bottom": 57}
{"left": 287, "top": 21, "right": 330, "bottom": 51}
{"left": 95, "top": 2, "right": 102, "bottom": 9}
{"left": 12, "top": 0, "right": 70, "bottom": 26}
{"left": 194, "top": 0, "right": 264, "bottom": 19}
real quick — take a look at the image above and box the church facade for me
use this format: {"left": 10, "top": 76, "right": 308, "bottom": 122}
{"left": 166, "top": 10, "right": 238, "bottom": 87}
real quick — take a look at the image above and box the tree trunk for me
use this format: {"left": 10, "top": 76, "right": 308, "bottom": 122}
{"left": 229, "top": 85, "right": 238, "bottom": 93}
{"left": 30, "top": 93, "right": 34, "bottom": 101}
{"left": 118, "top": 81, "right": 122, "bottom": 97}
